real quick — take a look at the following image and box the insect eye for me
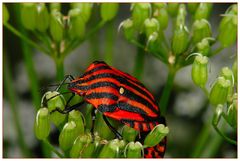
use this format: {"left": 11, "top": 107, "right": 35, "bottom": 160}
{"left": 119, "top": 87, "right": 125, "bottom": 95}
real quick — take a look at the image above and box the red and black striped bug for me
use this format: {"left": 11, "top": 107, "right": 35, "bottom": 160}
{"left": 50, "top": 61, "right": 167, "bottom": 158}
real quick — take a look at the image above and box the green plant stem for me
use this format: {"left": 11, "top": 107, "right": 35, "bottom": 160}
{"left": 191, "top": 117, "right": 233, "bottom": 157}
{"left": 212, "top": 115, "right": 237, "bottom": 145}
{"left": 161, "top": 30, "right": 170, "bottom": 50}
{"left": 191, "top": 122, "right": 211, "bottom": 157}
{"left": 63, "top": 21, "right": 106, "bottom": 58}
{"left": 159, "top": 67, "right": 176, "bottom": 115}
{"left": 209, "top": 46, "right": 224, "bottom": 57}
{"left": 43, "top": 139, "right": 65, "bottom": 158}
{"left": 130, "top": 39, "right": 147, "bottom": 50}
{"left": 3, "top": 52, "right": 31, "bottom": 157}
{"left": 55, "top": 57, "right": 65, "bottom": 81}
{"left": 201, "top": 133, "right": 223, "bottom": 157}
{"left": 14, "top": 4, "right": 51, "bottom": 157}
{"left": 89, "top": 29, "right": 100, "bottom": 63}
{"left": 104, "top": 20, "right": 115, "bottom": 65}
{"left": 33, "top": 31, "right": 53, "bottom": 53}
{"left": 3, "top": 23, "right": 50, "bottom": 55}
{"left": 201, "top": 86, "right": 209, "bottom": 97}
{"left": 133, "top": 35, "right": 146, "bottom": 80}
{"left": 17, "top": 29, "right": 41, "bottom": 111}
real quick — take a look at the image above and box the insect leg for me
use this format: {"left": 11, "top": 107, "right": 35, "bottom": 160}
{"left": 91, "top": 109, "right": 97, "bottom": 142}
{"left": 50, "top": 101, "right": 84, "bottom": 114}
{"left": 102, "top": 115, "right": 122, "bottom": 139}
{"left": 65, "top": 93, "right": 75, "bottom": 107}
{"left": 56, "top": 75, "right": 75, "bottom": 91}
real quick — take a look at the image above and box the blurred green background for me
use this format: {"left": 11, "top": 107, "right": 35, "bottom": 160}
{"left": 3, "top": 3, "right": 237, "bottom": 158}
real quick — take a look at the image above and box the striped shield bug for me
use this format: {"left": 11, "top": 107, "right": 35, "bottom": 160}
{"left": 47, "top": 61, "right": 167, "bottom": 158}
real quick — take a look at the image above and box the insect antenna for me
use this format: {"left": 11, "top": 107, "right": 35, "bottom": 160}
{"left": 39, "top": 82, "right": 71, "bottom": 93}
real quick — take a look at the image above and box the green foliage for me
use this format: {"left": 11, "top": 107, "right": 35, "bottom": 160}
{"left": 3, "top": 2, "right": 237, "bottom": 158}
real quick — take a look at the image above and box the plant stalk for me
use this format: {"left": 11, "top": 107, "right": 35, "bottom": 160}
{"left": 13, "top": 4, "right": 51, "bottom": 157}
{"left": 55, "top": 57, "right": 65, "bottom": 81}
{"left": 3, "top": 52, "right": 31, "bottom": 157}
{"left": 190, "top": 122, "right": 211, "bottom": 157}
{"left": 43, "top": 139, "right": 65, "bottom": 158}
{"left": 159, "top": 67, "right": 176, "bottom": 115}
{"left": 3, "top": 23, "right": 50, "bottom": 55}
{"left": 104, "top": 20, "right": 115, "bottom": 65}
{"left": 133, "top": 34, "right": 146, "bottom": 80}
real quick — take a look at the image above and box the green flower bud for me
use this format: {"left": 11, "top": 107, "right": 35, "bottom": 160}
{"left": 209, "top": 77, "right": 231, "bottom": 106}
{"left": 20, "top": 3, "right": 37, "bottom": 30}
{"left": 59, "top": 121, "right": 79, "bottom": 151}
{"left": 218, "top": 15, "right": 237, "bottom": 47}
{"left": 212, "top": 104, "right": 223, "bottom": 126}
{"left": 220, "top": 67, "right": 234, "bottom": 86}
{"left": 194, "top": 3, "right": 213, "bottom": 20}
{"left": 68, "top": 110, "right": 85, "bottom": 135}
{"left": 70, "top": 3, "right": 93, "bottom": 23}
{"left": 196, "top": 38, "right": 210, "bottom": 56}
{"left": 191, "top": 54, "right": 208, "bottom": 88}
{"left": 187, "top": 3, "right": 199, "bottom": 14}
{"left": 98, "top": 139, "right": 120, "bottom": 158}
{"left": 44, "top": 91, "right": 66, "bottom": 127}
{"left": 131, "top": 3, "right": 151, "bottom": 32}
{"left": 153, "top": 3, "right": 166, "bottom": 10}
{"left": 34, "top": 108, "right": 50, "bottom": 140}
{"left": 219, "top": 7, "right": 236, "bottom": 31}
{"left": 70, "top": 134, "right": 92, "bottom": 158}
{"left": 178, "top": 4, "right": 187, "bottom": 16}
{"left": 119, "top": 19, "right": 135, "bottom": 41}
{"left": 36, "top": 3, "right": 49, "bottom": 32}
{"left": 146, "top": 32, "right": 162, "bottom": 55}
{"left": 94, "top": 111, "right": 115, "bottom": 140}
{"left": 227, "top": 95, "right": 237, "bottom": 129}
{"left": 68, "top": 8, "right": 86, "bottom": 40}
{"left": 232, "top": 59, "right": 237, "bottom": 84}
{"left": 90, "top": 135, "right": 103, "bottom": 158}
{"left": 175, "top": 4, "right": 187, "bottom": 27}
{"left": 172, "top": 25, "right": 189, "bottom": 55}
{"left": 81, "top": 143, "right": 95, "bottom": 158}
{"left": 227, "top": 4, "right": 237, "bottom": 15}
{"left": 144, "top": 124, "right": 169, "bottom": 147}
{"left": 167, "top": 3, "right": 179, "bottom": 17}
{"left": 3, "top": 4, "right": 9, "bottom": 24}
{"left": 122, "top": 125, "right": 139, "bottom": 142}
{"left": 50, "top": 10, "right": 64, "bottom": 42}
{"left": 192, "top": 19, "right": 212, "bottom": 44}
{"left": 50, "top": 3, "right": 61, "bottom": 12}
{"left": 101, "top": 3, "right": 119, "bottom": 22}
{"left": 125, "top": 142, "right": 143, "bottom": 158}
{"left": 220, "top": 67, "right": 234, "bottom": 101}
{"left": 144, "top": 18, "right": 159, "bottom": 38}
{"left": 153, "top": 6, "right": 168, "bottom": 30}
{"left": 118, "top": 140, "right": 127, "bottom": 151}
